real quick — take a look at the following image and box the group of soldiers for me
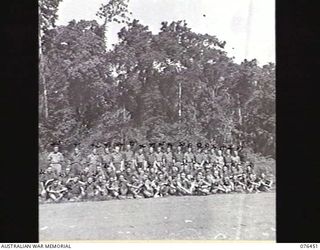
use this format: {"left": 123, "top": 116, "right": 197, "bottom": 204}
{"left": 39, "top": 141, "right": 273, "bottom": 203}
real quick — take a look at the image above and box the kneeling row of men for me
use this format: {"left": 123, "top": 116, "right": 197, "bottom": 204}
{"left": 39, "top": 163, "right": 273, "bottom": 203}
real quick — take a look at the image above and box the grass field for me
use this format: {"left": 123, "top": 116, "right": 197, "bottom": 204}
{"left": 39, "top": 192, "right": 275, "bottom": 241}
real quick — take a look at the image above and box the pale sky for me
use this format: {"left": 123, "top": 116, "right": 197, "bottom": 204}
{"left": 56, "top": 0, "right": 275, "bottom": 65}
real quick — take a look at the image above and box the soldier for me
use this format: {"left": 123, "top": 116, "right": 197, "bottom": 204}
{"left": 42, "top": 166, "right": 57, "bottom": 192}
{"left": 106, "top": 176, "right": 120, "bottom": 199}
{"left": 176, "top": 172, "right": 194, "bottom": 195}
{"left": 246, "top": 173, "right": 260, "bottom": 193}
{"left": 135, "top": 145, "right": 147, "bottom": 169}
{"left": 123, "top": 141, "right": 135, "bottom": 169}
{"left": 194, "top": 143, "right": 205, "bottom": 170}
{"left": 83, "top": 176, "right": 96, "bottom": 200}
{"left": 231, "top": 150, "right": 241, "bottom": 165}
{"left": 101, "top": 142, "right": 113, "bottom": 169}
{"left": 168, "top": 175, "right": 178, "bottom": 196}
{"left": 173, "top": 142, "right": 184, "bottom": 172}
{"left": 157, "top": 172, "right": 169, "bottom": 197}
{"left": 222, "top": 176, "right": 234, "bottom": 193}
{"left": 118, "top": 174, "right": 129, "bottom": 199}
{"left": 92, "top": 165, "right": 106, "bottom": 180}
{"left": 202, "top": 143, "right": 211, "bottom": 167}
{"left": 68, "top": 143, "right": 85, "bottom": 176}
{"left": 46, "top": 178, "right": 68, "bottom": 203}
{"left": 59, "top": 166, "right": 74, "bottom": 186}
{"left": 146, "top": 143, "right": 156, "bottom": 169}
{"left": 216, "top": 149, "right": 225, "bottom": 168}
{"left": 154, "top": 144, "right": 165, "bottom": 170}
{"left": 39, "top": 169, "right": 48, "bottom": 202}
{"left": 224, "top": 148, "right": 233, "bottom": 168}
{"left": 111, "top": 143, "right": 125, "bottom": 174}
{"left": 184, "top": 143, "right": 195, "bottom": 170}
{"left": 209, "top": 144, "right": 217, "bottom": 166}
{"left": 65, "top": 176, "right": 85, "bottom": 202}
{"left": 47, "top": 142, "right": 64, "bottom": 175}
{"left": 163, "top": 143, "right": 174, "bottom": 170}
{"left": 80, "top": 166, "right": 93, "bottom": 183}
{"left": 87, "top": 143, "right": 102, "bottom": 173}
{"left": 194, "top": 172, "right": 211, "bottom": 195}
{"left": 211, "top": 170, "right": 225, "bottom": 194}
{"left": 141, "top": 173, "right": 155, "bottom": 198}
{"left": 94, "top": 175, "right": 109, "bottom": 200}
{"left": 257, "top": 172, "right": 273, "bottom": 192}
{"left": 127, "top": 175, "right": 143, "bottom": 199}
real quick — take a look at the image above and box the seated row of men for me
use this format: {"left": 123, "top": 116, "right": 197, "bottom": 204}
{"left": 40, "top": 141, "right": 273, "bottom": 203}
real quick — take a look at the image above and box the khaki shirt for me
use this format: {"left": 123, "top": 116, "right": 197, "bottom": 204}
{"left": 184, "top": 152, "right": 195, "bottom": 163}
{"left": 112, "top": 152, "right": 123, "bottom": 164}
{"left": 155, "top": 152, "right": 164, "bottom": 162}
{"left": 48, "top": 152, "right": 64, "bottom": 164}
{"left": 135, "top": 152, "right": 145, "bottom": 163}
{"left": 164, "top": 152, "right": 173, "bottom": 163}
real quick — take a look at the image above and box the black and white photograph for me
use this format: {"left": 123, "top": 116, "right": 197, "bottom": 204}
{"left": 39, "top": 0, "right": 275, "bottom": 241}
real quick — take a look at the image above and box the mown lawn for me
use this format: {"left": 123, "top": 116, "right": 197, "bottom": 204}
{"left": 39, "top": 192, "right": 275, "bottom": 241}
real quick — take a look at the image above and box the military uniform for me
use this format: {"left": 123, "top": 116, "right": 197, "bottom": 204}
{"left": 146, "top": 151, "right": 156, "bottom": 167}
{"left": 68, "top": 151, "right": 84, "bottom": 175}
{"left": 163, "top": 151, "right": 174, "bottom": 168}
{"left": 48, "top": 151, "right": 64, "bottom": 174}
{"left": 184, "top": 151, "right": 195, "bottom": 168}
{"left": 101, "top": 151, "right": 113, "bottom": 168}
{"left": 135, "top": 152, "right": 146, "bottom": 168}
{"left": 87, "top": 153, "right": 102, "bottom": 172}
{"left": 154, "top": 151, "right": 164, "bottom": 165}
{"left": 111, "top": 151, "right": 124, "bottom": 172}
{"left": 123, "top": 149, "right": 135, "bottom": 168}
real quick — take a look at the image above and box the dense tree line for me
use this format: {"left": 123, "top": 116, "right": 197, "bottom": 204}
{"left": 39, "top": 1, "right": 275, "bottom": 159}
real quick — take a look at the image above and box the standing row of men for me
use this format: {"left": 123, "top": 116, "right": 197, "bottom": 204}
{"left": 46, "top": 141, "right": 243, "bottom": 176}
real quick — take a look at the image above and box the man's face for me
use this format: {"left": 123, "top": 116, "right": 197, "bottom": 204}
{"left": 218, "top": 150, "right": 222, "bottom": 155}
{"left": 104, "top": 147, "right": 109, "bottom": 153}
{"left": 54, "top": 146, "right": 59, "bottom": 152}
{"left": 119, "top": 175, "right": 125, "bottom": 181}
{"left": 115, "top": 146, "right": 120, "bottom": 152}
{"left": 66, "top": 168, "right": 70, "bottom": 173}
{"left": 234, "top": 151, "right": 238, "bottom": 156}
{"left": 177, "top": 146, "right": 181, "bottom": 151}
{"left": 226, "top": 149, "right": 231, "bottom": 154}
{"left": 204, "top": 149, "right": 208, "bottom": 154}
{"left": 84, "top": 167, "right": 89, "bottom": 173}
{"left": 188, "top": 147, "right": 192, "bottom": 152}
{"left": 75, "top": 148, "right": 79, "bottom": 154}
{"left": 93, "top": 148, "right": 97, "bottom": 154}
{"left": 149, "top": 147, "right": 154, "bottom": 153}
{"left": 88, "top": 177, "right": 93, "bottom": 183}
{"left": 97, "top": 166, "right": 102, "bottom": 172}
{"left": 167, "top": 147, "right": 171, "bottom": 152}
{"left": 180, "top": 173, "right": 186, "bottom": 178}
{"left": 139, "top": 148, "right": 143, "bottom": 153}
{"left": 53, "top": 180, "right": 59, "bottom": 186}
{"left": 47, "top": 167, "right": 52, "bottom": 173}
{"left": 126, "top": 145, "right": 131, "bottom": 150}
{"left": 157, "top": 147, "right": 161, "bottom": 152}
